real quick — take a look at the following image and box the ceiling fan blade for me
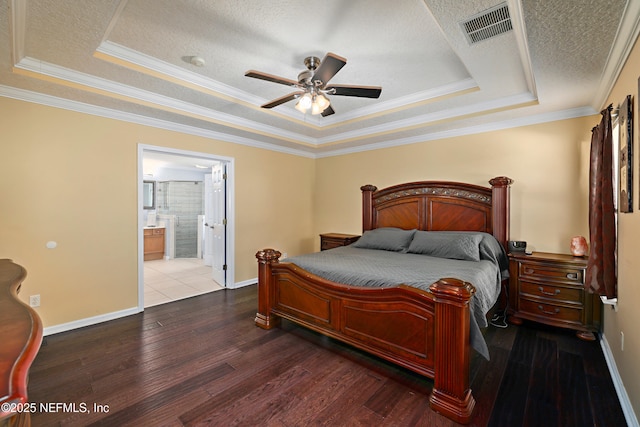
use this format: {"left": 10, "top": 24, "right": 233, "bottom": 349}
{"left": 260, "top": 91, "right": 303, "bottom": 109}
{"left": 245, "top": 70, "right": 299, "bottom": 87}
{"left": 312, "top": 52, "right": 347, "bottom": 87}
{"left": 321, "top": 105, "right": 335, "bottom": 117}
{"left": 325, "top": 84, "right": 382, "bottom": 98}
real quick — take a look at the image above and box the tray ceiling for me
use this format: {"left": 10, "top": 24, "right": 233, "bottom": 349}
{"left": 0, "top": 0, "right": 637, "bottom": 158}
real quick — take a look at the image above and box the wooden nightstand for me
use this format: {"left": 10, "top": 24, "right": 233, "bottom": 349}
{"left": 507, "top": 252, "right": 601, "bottom": 341}
{"left": 320, "top": 233, "right": 360, "bottom": 251}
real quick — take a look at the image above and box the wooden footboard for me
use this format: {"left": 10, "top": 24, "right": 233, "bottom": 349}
{"left": 255, "top": 249, "right": 475, "bottom": 424}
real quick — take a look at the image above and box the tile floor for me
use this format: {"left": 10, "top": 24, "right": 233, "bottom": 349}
{"left": 143, "top": 258, "right": 224, "bottom": 307}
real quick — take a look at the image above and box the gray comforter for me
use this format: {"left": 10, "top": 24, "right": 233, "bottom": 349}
{"left": 283, "top": 245, "right": 505, "bottom": 359}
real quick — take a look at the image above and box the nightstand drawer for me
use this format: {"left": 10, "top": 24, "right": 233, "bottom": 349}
{"left": 320, "top": 233, "right": 360, "bottom": 251}
{"left": 519, "top": 263, "right": 583, "bottom": 285}
{"left": 519, "top": 299, "right": 583, "bottom": 323}
{"left": 520, "top": 281, "right": 582, "bottom": 303}
{"left": 321, "top": 240, "right": 344, "bottom": 250}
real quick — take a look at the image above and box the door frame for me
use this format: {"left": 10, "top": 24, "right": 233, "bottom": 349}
{"left": 137, "top": 144, "right": 235, "bottom": 311}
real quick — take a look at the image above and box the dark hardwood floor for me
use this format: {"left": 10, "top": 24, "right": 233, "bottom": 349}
{"left": 27, "top": 285, "right": 626, "bottom": 426}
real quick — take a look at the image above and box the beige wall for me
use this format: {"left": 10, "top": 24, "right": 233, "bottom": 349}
{"left": 602, "top": 35, "right": 640, "bottom": 418}
{"left": 315, "top": 116, "right": 595, "bottom": 253}
{"left": 0, "top": 98, "right": 315, "bottom": 327}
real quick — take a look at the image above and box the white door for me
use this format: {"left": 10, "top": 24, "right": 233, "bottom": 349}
{"left": 205, "top": 162, "right": 226, "bottom": 286}
{"left": 203, "top": 174, "right": 213, "bottom": 266}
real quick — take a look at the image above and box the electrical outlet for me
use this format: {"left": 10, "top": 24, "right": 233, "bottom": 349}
{"left": 282, "top": 252, "right": 288, "bottom": 259}
{"left": 29, "top": 294, "right": 40, "bottom": 307}
{"left": 621, "top": 331, "right": 624, "bottom": 351}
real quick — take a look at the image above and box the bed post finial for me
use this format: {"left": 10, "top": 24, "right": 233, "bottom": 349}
{"left": 429, "top": 278, "right": 476, "bottom": 423}
{"left": 361, "top": 185, "right": 377, "bottom": 232}
{"left": 489, "top": 176, "right": 513, "bottom": 250}
{"left": 255, "top": 249, "right": 282, "bottom": 330}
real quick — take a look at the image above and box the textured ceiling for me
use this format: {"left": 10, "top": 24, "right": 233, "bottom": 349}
{"left": 0, "top": 0, "right": 637, "bottom": 159}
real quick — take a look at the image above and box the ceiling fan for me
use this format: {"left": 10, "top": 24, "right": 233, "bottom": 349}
{"left": 245, "top": 52, "right": 382, "bottom": 117}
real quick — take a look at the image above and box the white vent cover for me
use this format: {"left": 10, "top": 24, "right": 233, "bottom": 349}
{"left": 461, "top": 3, "right": 512, "bottom": 44}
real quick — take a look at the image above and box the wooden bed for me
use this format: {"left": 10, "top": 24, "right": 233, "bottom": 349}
{"left": 255, "top": 176, "right": 513, "bottom": 424}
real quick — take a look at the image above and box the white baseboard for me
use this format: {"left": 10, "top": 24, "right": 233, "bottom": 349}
{"left": 600, "top": 333, "right": 640, "bottom": 427}
{"left": 227, "top": 277, "right": 257, "bottom": 289}
{"left": 43, "top": 280, "right": 258, "bottom": 335}
{"left": 43, "top": 306, "right": 141, "bottom": 336}
{"left": 42, "top": 280, "right": 260, "bottom": 335}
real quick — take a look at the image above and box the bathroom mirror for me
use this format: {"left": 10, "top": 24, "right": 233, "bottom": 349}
{"left": 143, "top": 181, "right": 155, "bottom": 209}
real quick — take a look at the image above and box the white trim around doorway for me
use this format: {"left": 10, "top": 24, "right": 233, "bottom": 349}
{"left": 137, "top": 144, "right": 236, "bottom": 311}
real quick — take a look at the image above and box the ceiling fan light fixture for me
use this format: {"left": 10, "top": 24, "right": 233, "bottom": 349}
{"left": 317, "top": 93, "right": 330, "bottom": 109}
{"left": 311, "top": 100, "right": 322, "bottom": 115}
{"left": 295, "top": 93, "right": 313, "bottom": 113}
{"left": 311, "top": 93, "right": 330, "bottom": 115}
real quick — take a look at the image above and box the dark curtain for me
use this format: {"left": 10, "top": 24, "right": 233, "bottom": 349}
{"left": 585, "top": 105, "right": 617, "bottom": 298}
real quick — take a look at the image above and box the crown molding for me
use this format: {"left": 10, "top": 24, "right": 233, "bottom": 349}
{"left": 13, "top": 56, "right": 318, "bottom": 146}
{"left": 0, "top": 84, "right": 315, "bottom": 158}
{"left": 12, "top": 56, "right": 542, "bottom": 148}
{"left": 593, "top": 0, "right": 640, "bottom": 109}
{"left": 1, "top": 83, "right": 597, "bottom": 160}
{"left": 507, "top": 0, "right": 537, "bottom": 96}
{"left": 96, "top": 41, "right": 295, "bottom": 116}
{"left": 316, "top": 106, "right": 597, "bottom": 158}
{"left": 8, "top": 0, "right": 26, "bottom": 65}
{"left": 96, "top": 41, "right": 482, "bottom": 129}
{"left": 318, "top": 78, "right": 479, "bottom": 127}
{"left": 317, "top": 91, "right": 538, "bottom": 145}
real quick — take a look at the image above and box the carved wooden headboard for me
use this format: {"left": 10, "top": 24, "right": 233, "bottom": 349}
{"left": 361, "top": 177, "right": 513, "bottom": 250}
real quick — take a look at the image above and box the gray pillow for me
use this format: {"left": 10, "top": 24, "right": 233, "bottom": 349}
{"left": 406, "top": 231, "right": 482, "bottom": 261}
{"left": 352, "top": 227, "right": 416, "bottom": 252}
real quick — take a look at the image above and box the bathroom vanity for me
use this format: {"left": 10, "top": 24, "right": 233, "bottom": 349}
{"left": 143, "top": 227, "right": 165, "bottom": 261}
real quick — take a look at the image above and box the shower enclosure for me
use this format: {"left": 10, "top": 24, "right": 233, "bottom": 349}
{"left": 156, "top": 181, "right": 204, "bottom": 258}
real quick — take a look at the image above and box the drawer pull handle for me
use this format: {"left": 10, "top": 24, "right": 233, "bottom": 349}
{"left": 524, "top": 268, "right": 535, "bottom": 274}
{"left": 538, "top": 305, "right": 560, "bottom": 315}
{"left": 566, "top": 273, "right": 578, "bottom": 280}
{"left": 538, "top": 286, "right": 560, "bottom": 296}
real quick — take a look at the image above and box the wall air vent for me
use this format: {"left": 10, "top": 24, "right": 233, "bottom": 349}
{"left": 461, "top": 3, "right": 512, "bottom": 44}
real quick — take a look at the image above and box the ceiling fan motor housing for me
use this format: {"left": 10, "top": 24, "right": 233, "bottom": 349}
{"left": 297, "top": 70, "right": 313, "bottom": 84}
{"left": 304, "top": 56, "right": 321, "bottom": 71}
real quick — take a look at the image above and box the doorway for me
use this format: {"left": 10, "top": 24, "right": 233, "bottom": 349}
{"left": 137, "top": 144, "right": 234, "bottom": 310}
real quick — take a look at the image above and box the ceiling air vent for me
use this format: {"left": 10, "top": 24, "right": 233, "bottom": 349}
{"left": 461, "top": 3, "right": 512, "bottom": 44}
